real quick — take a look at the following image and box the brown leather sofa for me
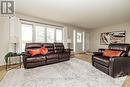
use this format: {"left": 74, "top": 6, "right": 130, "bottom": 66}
{"left": 23, "top": 43, "right": 70, "bottom": 68}
{"left": 92, "top": 44, "right": 130, "bottom": 78}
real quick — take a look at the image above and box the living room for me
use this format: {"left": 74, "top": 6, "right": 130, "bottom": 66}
{"left": 0, "top": 0, "right": 130, "bottom": 87}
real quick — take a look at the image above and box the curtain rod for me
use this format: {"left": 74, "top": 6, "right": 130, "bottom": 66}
{"left": 20, "top": 19, "right": 64, "bottom": 28}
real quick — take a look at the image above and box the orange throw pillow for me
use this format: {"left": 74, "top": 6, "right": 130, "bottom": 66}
{"left": 40, "top": 47, "right": 48, "bottom": 55}
{"left": 28, "top": 49, "right": 41, "bottom": 56}
{"left": 103, "top": 49, "right": 122, "bottom": 57}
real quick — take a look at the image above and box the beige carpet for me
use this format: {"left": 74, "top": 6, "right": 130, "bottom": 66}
{"left": 0, "top": 58, "right": 127, "bottom": 87}
{"left": 75, "top": 53, "right": 130, "bottom": 87}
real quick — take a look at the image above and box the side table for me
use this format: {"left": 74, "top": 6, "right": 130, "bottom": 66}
{"left": 5, "top": 52, "right": 23, "bottom": 71}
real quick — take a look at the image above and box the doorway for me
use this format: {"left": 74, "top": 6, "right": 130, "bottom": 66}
{"left": 73, "top": 30, "right": 85, "bottom": 53}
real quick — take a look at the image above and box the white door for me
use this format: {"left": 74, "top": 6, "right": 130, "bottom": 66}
{"left": 73, "top": 30, "right": 84, "bottom": 53}
{"left": 76, "top": 32, "right": 83, "bottom": 53}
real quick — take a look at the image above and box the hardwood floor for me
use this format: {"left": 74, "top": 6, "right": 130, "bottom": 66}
{"left": 0, "top": 66, "right": 6, "bottom": 81}
{"left": 0, "top": 54, "right": 130, "bottom": 87}
{"left": 75, "top": 53, "right": 92, "bottom": 63}
{"left": 0, "top": 64, "right": 21, "bottom": 81}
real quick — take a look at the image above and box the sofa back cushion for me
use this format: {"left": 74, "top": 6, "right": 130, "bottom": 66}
{"left": 103, "top": 49, "right": 123, "bottom": 57}
{"left": 42, "top": 43, "right": 54, "bottom": 54}
{"left": 108, "top": 44, "right": 129, "bottom": 51}
{"left": 54, "top": 43, "right": 64, "bottom": 53}
{"left": 108, "top": 44, "right": 130, "bottom": 56}
{"left": 25, "top": 43, "right": 42, "bottom": 51}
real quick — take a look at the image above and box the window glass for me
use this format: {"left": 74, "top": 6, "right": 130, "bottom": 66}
{"left": 36, "top": 26, "right": 45, "bottom": 42}
{"left": 21, "top": 24, "right": 33, "bottom": 52}
{"left": 56, "top": 29, "right": 63, "bottom": 42}
{"left": 47, "top": 27, "right": 55, "bottom": 43}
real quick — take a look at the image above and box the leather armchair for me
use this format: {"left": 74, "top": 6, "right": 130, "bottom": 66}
{"left": 92, "top": 44, "right": 130, "bottom": 77}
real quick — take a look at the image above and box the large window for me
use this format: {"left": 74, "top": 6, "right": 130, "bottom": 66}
{"left": 36, "top": 26, "right": 45, "bottom": 42}
{"left": 21, "top": 23, "right": 63, "bottom": 51}
{"left": 21, "top": 24, "right": 33, "bottom": 52}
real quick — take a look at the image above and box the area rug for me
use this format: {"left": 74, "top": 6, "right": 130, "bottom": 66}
{"left": 0, "top": 58, "right": 127, "bottom": 87}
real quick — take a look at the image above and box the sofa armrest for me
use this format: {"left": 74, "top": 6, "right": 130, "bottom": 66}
{"left": 64, "top": 49, "right": 73, "bottom": 53}
{"left": 109, "top": 57, "right": 130, "bottom": 77}
{"left": 22, "top": 52, "right": 28, "bottom": 68}
{"left": 22, "top": 51, "right": 31, "bottom": 58}
{"left": 64, "top": 49, "right": 70, "bottom": 53}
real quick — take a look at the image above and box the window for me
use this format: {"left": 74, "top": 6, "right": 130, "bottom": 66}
{"left": 21, "top": 24, "right": 33, "bottom": 52}
{"left": 56, "top": 29, "right": 63, "bottom": 42}
{"left": 47, "top": 27, "right": 55, "bottom": 43}
{"left": 21, "top": 22, "right": 63, "bottom": 51}
{"left": 36, "top": 26, "right": 45, "bottom": 42}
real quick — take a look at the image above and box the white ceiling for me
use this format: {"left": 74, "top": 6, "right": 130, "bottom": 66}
{"left": 15, "top": 0, "right": 130, "bottom": 29}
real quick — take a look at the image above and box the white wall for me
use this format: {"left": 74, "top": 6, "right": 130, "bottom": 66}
{"left": 89, "top": 22, "right": 130, "bottom": 52}
{"left": 0, "top": 17, "right": 10, "bottom": 65}
{"left": 9, "top": 17, "right": 21, "bottom": 52}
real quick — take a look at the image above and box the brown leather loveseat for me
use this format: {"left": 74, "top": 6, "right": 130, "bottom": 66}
{"left": 92, "top": 44, "right": 130, "bottom": 78}
{"left": 23, "top": 43, "right": 70, "bottom": 68}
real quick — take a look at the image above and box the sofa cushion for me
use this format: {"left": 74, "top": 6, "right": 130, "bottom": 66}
{"left": 43, "top": 43, "right": 54, "bottom": 54}
{"left": 93, "top": 56, "right": 110, "bottom": 67}
{"left": 26, "top": 56, "right": 46, "bottom": 63}
{"left": 54, "top": 43, "right": 64, "bottom": 53}
{"left": 46, "top": 58, "right": 59, "bottom": 64}
{"left": 46, "top": 54, "right": 58, "bottom": 59}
